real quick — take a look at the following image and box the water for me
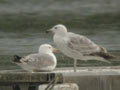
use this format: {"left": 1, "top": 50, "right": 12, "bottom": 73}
{"left": 0, "top": 0, "right": 120, "bottom": 70}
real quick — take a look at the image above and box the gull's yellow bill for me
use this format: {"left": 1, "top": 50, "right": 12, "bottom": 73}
{"left": 53, "top": 48, "right": 59, "bottom": 53}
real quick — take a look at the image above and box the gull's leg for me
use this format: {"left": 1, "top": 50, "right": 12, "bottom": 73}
{"left": 74, "top": 59, "right": 77, "bottom": 72}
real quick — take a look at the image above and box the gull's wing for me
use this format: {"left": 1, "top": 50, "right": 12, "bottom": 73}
{"left": 20, "top": 53, "right": 55, "bottom": 68}
{"left": 67, "top": 32, "right": 106, "bottom": 55}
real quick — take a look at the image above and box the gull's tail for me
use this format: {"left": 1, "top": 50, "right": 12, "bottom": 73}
{"left": 98, "top": 46, "right": 120, "bottom": 60}
{"left": 90, "top": 52, "right": 119, "bottom": 60}
{"left": 102, "top": 53, "right": 119, "bottom": 60}
{"left": 13, "top": 55, "right": 21, "bottom": 63}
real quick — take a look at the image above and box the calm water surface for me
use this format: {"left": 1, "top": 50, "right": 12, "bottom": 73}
{"left": 0, "top": 0, "right": 120, "bottom": 70}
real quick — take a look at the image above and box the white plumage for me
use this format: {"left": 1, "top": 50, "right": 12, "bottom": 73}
{"left": 47, "top": 24, "right": 111, "bottom": 72}
{"left": 13, "top": 44, "right": 57, "bottom": 72}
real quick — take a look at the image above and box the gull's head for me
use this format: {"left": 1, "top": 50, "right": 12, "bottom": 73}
{"left": 39, "top": 44, "right": 58, "bottom": 53}
{"left": 46, "top": 24, "right": 67, "bottom": 35}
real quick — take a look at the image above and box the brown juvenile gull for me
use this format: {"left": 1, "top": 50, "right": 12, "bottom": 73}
{"left": 46, "top": 24, "right": 117, "bottom": 72}
{"left": 13, "top": 44, "right": 57, "bottom": 72}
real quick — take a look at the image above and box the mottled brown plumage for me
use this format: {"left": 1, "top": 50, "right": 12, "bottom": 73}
{"left": 90, "top": 46, "right": 117, "bottom": 60}
{"left": 100, "top": 46, "right": 107, "bottom": 53}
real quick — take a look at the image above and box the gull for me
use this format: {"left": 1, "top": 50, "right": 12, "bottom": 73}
{"left": 46, "top": 24, "right": 116, "bottom": 72}
{"left": 13, "top": 44, "right": 57, "bottom": 72}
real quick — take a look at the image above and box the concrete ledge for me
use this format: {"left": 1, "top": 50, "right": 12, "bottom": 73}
{"left": 0, "top": 71, "right": 63, "bottom": 84}
{"left": 0, "top": 66, "right": 120, "bottom": 90}
{"left": 55, "top": 66, "right": 120, "bottom": 90}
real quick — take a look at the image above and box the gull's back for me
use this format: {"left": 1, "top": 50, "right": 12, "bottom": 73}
{"left": 19, "top": 53, "right": 56, "bottom": 72}
{"left": 53, "top": 31, "right": 107, "bottom": 60}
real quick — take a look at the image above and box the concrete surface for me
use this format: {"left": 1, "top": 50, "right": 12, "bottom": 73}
{"left": 0, "top": 66, "right": 120, "bottom": 90}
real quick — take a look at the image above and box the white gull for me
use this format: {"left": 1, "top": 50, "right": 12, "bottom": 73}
{"left": 46, "top": 24, "right": 116, "bottom": 72}
{"left": 13, "top": 44, "right": 57, "bottom": 72}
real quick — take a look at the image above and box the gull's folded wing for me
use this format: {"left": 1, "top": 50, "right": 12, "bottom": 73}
{"left": 20, "top": 54, "right": 55, "bottom": 68}
{"left": 67, "top": 32, "right": 104, "bottom": 55}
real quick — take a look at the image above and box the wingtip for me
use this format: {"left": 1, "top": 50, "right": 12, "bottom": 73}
{"left": 13, "top": 55, "right": 21, "bottom": 63}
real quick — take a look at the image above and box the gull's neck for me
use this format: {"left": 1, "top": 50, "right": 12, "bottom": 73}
{"left": 55, "top": 31, "right": 67, "bottom": 37}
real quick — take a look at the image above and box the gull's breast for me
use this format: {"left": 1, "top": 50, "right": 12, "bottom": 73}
{"left": 53, "top": 35, "right": 83, "bottom": 59}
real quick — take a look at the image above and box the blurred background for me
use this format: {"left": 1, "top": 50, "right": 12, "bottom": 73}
{"left": 0, "top": 0, "right": 120, "bottom": 70}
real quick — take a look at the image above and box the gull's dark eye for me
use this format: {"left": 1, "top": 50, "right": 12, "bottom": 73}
{"left": 54, "top": 27, "right": 58, "bottom": 29}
